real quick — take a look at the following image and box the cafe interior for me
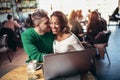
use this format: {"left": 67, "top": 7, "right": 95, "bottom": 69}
{"left": 0, "top": 0, "right": 120, "bottom": 80}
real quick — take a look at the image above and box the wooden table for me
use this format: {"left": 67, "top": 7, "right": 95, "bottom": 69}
{"left": 1, "top": 66, "right": 44, "bottom": 80}
{"left": 1, "top": 66, "right": 95, "bottom": 80}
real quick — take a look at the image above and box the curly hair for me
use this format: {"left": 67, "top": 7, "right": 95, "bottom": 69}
{"left": 50, "top": 11, "right": 70, "bottom": 33}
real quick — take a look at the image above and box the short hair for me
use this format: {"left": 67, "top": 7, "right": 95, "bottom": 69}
{"left": 50, "top": 11, "right": 69, "bottom": 33}
{"left": 7, "top": 14, "right": 12, "bottom": 20}
{"left": 31, "top": 9, "right": 48, "bottom": 26}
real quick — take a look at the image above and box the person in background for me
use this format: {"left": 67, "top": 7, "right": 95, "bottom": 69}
{"left": 21, "top": 9, "right": 54, "bottom": 63}
{"left": 25, "top": 14, "right": 34, "bottom": 28}
{"left": 95, "top": 9, "right": 101, "bottom": 18}
{"left": 4, "top": 14, "right": 21, "bottom": 31}
{"left": 86, "top": 10, "right": 107, "bottom": 45}
{"left": 0, "top": 21, "right": 18, "bottom": 51}
{"left": 86, "top": 9, "right": 92, "bottom": 20}
{"left": 50, "top": 11, "right": 84, "bottom": 54}
{"left": 67, "top": 10, "right": 84, "bottom": 41}
{"left": 76, "top": 9, "right": 84, "bottom": 21}
{"left": 14, "top": 15, "right": 20, "bottom": 24}
{"left": 67, "top": 10, "right": 77, "bottom": 20}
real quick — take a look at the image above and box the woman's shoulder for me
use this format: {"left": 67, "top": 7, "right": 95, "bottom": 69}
{"left": 66, "top": 32, "right": 78, "bottom": 40}
{"left": 65, "top": 32, "right": 72, "bottom": 38}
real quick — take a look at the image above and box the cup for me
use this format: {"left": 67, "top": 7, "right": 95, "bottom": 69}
{"left": 31, "top": 60, "right": 37, "bottom": 70}
{"left": 26, "top": 60, "right": 37, "bottom": 80}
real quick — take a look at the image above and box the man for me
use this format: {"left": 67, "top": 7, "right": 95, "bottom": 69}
{"left": 4, "top": 14, "right": 21, "bottom": 31}
{"left": 21, "top": 9, "right": 54, "bottom": 63}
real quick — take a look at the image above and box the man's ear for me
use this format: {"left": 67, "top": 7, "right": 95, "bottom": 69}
{"left": 34, "top": 20, "right": 41, "bottom": 26}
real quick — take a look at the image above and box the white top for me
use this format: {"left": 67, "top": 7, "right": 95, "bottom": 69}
{"left": 53, "top": 33, "right": 85, "bottom": 53}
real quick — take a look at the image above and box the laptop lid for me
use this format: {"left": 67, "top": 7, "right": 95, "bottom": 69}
{"left": 43, "top": 48, "right": 96, "bottom": 80}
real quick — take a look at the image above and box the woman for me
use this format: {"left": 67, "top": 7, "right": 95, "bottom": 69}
{"left": 67, "top": 10, "right": 84, "bottom": 41}
{"left": 86, "top": 10, "right": 107, "bottom": 45}
{"left": 50, "top": 11, "right": 84, "bottom": 53}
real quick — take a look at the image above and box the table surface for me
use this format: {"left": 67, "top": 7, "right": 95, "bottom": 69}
{"left": 1, "top": 65, "right": 44, "bottom": 80}
{"left": 1, "top": 65, "right": 95, "bottom": 80}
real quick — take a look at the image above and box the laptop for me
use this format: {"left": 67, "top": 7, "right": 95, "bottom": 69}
{"left": 43, "top": 48, "right": 96, "bottom": 80}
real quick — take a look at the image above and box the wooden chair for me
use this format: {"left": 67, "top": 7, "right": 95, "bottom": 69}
{"left": 94, "top": 30, "right": 111, "bottom": 64}
{"left": 0, "top": 34, "right": 12, "bottom": 63}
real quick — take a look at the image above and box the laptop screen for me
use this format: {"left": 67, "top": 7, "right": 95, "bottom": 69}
{"left": 43, "top": 48, "right": 96, "bottom": 80}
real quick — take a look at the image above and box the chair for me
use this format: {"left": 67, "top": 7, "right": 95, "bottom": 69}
{"left": 0, "top": 34, "right": 12, "bottom": 63}
{"left": 81, "top": 42, "right": 97, "bottom": 77}
{"left": 43, "top": 48, "right": 96, "bottom": 80}
{"left": 94, "top": 30, "right": 111, "bottom": 64}
{"left": 108, "top": 15, "right": 119, "bottom": 26}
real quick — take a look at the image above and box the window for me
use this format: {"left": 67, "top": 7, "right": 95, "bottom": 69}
{"left": 38, "top": 0, "right": 119, "bottom": 21}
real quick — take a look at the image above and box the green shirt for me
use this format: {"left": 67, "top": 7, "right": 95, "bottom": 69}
{"left": 21, "top": 28, "right": 54, "bottom": 63}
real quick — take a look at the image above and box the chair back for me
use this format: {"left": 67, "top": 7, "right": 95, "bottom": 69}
{"left": 109, "top": 16, "right": 117, "bottom": 21}
{"left": 94, "top": 30, "right": 111, "bottom": 44}
{"left": 0, "top": 34, "right": 7, "bottom": 47}
{"left": 43, "top": 48, "right": 96, "bottom": 80}
{"left": 0, "top": 34, "right": 9, "bottom": 53}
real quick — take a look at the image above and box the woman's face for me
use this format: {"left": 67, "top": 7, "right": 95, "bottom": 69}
{"left": 50, "top": 16, "right": 61, "bottom": 34}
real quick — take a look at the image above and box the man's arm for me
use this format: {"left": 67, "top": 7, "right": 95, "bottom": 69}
{"left": 14, "top": 21, "right": 21, "bottom": 28}
{"left": 21, "top": 32, "right": 47, "bottom": 63}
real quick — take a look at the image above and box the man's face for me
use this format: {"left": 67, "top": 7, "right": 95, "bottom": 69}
{"left": 38, "top": 17, "right": 50, "bottom": 32}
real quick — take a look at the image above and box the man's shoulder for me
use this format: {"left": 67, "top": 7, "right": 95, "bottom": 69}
{"left": 47, "top": 31, "right": 53, "bottom": 34}
{"left": 22, "top": 28, "right": 34, "bottom": 35}
{"left": 24, "top": 28, "right": 33, "bottom": 32}
{"left": 46, "top": 31, "right": 54, "bottom": 36}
